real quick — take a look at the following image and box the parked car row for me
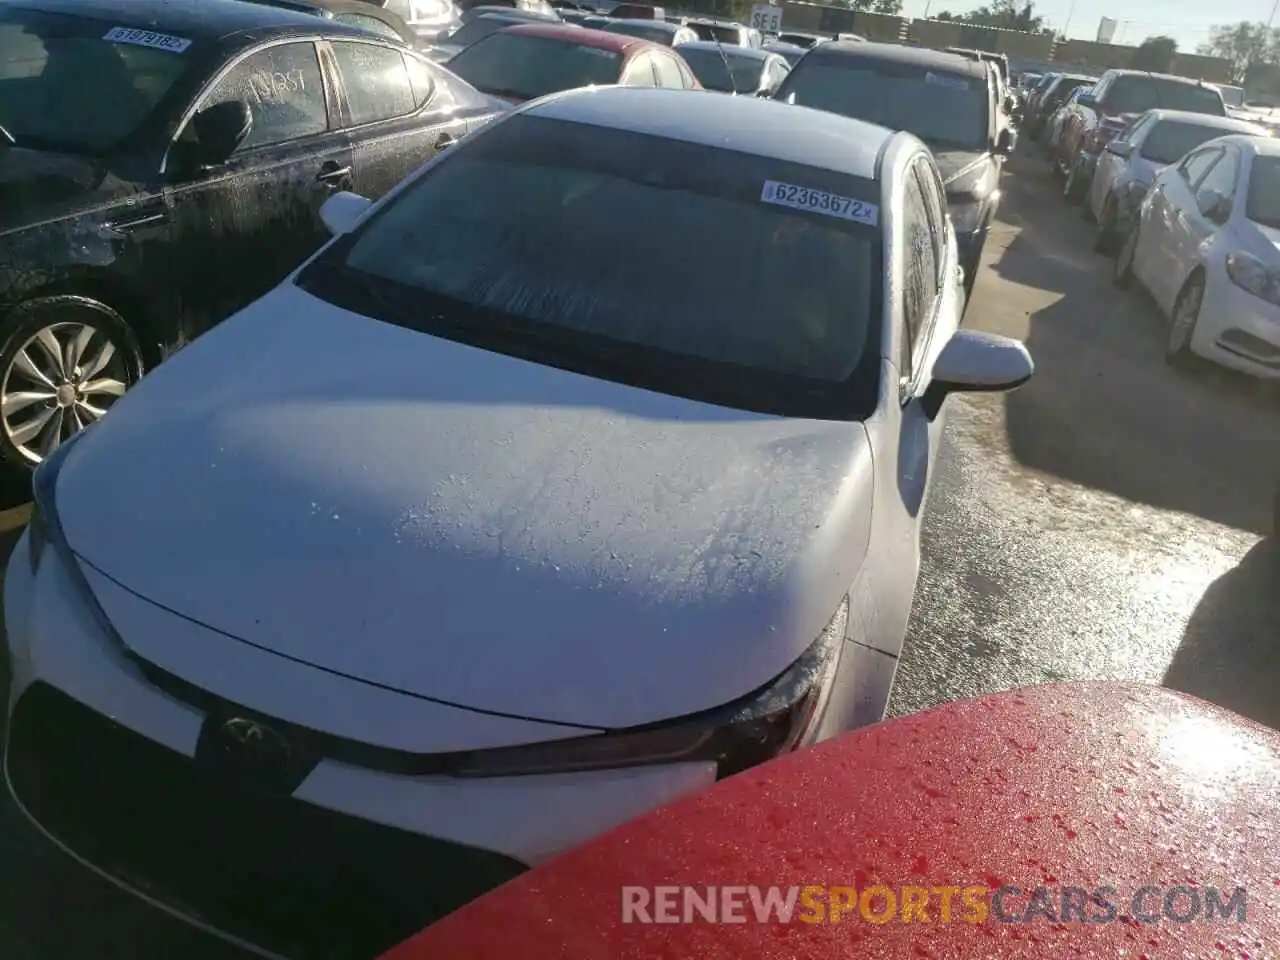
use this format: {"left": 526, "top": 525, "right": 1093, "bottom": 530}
{"left": 1027, "top": 67, "right": 1280, "bottom": 381}
{"left": 2, "top": 6, "right": 1035, "bottom": 958}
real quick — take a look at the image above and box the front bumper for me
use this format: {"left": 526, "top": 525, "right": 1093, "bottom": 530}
{"left": 1194, "top": 268, "right": 1280, "bottom": 379}
{"left": 3, "top": 540, "right": 717, "bottom": 959}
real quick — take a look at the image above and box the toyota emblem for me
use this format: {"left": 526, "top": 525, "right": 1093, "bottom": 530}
{"left": 218, "top": 717, "right": 292, "bottom": 770}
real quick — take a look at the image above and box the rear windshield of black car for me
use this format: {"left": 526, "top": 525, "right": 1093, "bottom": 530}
{"left": 776, "top": 55, "right": 989, "bottom": 151}
{"left": 299, "top": 115, "right": 884, "bottom": 420}
{"left": 447, "top": 33, "right": 622, "bottom": 99}
{"left": 1046, "top": 76, "right": 1090, "bottom": 104}
{"left": 1246, "top": 156, "right": 1280, "bottom": 229}
{"left": 688, "top": 22, "right": 742, "bottom": 44}
{"left": 0, "top": 7, "right": 197, "bottom": 154}
{"left": 602, "top": 20, "right": 675, "bottom": 43}
{"left": 1140, "top": 120, "right": 1239, "bottom": 164}
{"left": 679, "top": 47, "right": 766, "bottom": 92}
{"left": 1104, "top": 77, "right": 1225, "bottom": 116}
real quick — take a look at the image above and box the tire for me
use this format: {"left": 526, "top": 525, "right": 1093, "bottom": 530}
{"left": 1166, "top": 274, "right": 1204, "bottom": 369}
{"left": 0, "top": 296, "right": 144, "bottom": 471}
{"left": 1113, "top": 221, "right": 1139, "bottom": 288}
{"left": 1094, "top": 195, "right": 1120, "bottom": 254}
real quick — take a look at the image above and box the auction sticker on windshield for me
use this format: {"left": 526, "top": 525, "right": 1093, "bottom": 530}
{"left": 103, "top": 27, "right": 193, "bottom": 53}
{"left": 761, "top": 180, "right": 878, "bottom": 226}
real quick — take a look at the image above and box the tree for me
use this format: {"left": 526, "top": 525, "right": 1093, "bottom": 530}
{"left": 1197, "top": 21, "right": 1280, "bottom": 82}
{"left": 1131, "top": 35, "right": 1178, "bottom": 72}
{"left": 929, "top": 0, "right": 1042, "bottom": 31}
{"left": 849, "top": 0, "right": 902, "bottom": 12}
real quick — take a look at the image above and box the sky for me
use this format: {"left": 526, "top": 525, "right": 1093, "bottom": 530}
{"left": 901, "top": 0, "right": 1280, "bottom": 50}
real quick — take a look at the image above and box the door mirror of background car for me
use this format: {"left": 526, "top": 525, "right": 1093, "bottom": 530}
{"left": 320, "top": 191, "right": 374, "bottom": 236}
{"left": 1197, "top": 188, "right": 1231, "bottom": 224}
{"left": 1106, "top": 140, "right": 1132, "bottom": 158}
{"left": 920, "top": 329, "right": 1034, "bottom": 421}
{"left": 1003, "top": 93, "right": 1016, "bottom": 113}
{"left": 190, "top": 100, "right": 253, "bottom": 167}
{"left": 995, "top": 127, "right": 1016, "bottom": 155}
{"left": 1075, "top": 93, "right": 1097, "bottom": 111}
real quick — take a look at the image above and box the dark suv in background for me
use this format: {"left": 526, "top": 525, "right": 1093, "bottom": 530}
{"left": 1024, "top": 72, "right": 1095, "bottom": 139}
{"left": 1055, "top": 69, "right": 1226, "bottom": 203}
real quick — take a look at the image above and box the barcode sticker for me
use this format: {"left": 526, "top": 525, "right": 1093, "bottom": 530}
{"left": 760, "top": 180, "right": 879, "bottom": 226}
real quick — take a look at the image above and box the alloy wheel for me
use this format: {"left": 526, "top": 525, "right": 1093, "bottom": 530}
{"left": 0, "top": 321, "right": 131, "bottom": 465}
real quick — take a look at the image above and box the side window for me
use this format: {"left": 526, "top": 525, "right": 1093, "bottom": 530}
{"left": 621, "top": 54, "right": 656, "bottom": 87}
{"left": 901, "top": 163, "right": 939, "bottom": 380}
{"left": 332, "top": 41, "right": 416, "bottom": 125}
{"left": 915, "top": 159, "right": 947, "bottom": 280}
{"left": 1196, "top": 147, "right": 1239, "bottom": 205}
{"left": 404, "top": 53, "right": 437, "bottom": 108}
{"left": 1122, "top": 112, "right": 1157, "bottom": 147}
{"left": 199, "top": 42, "right": 328, "bottom": 151}
{"left": 333, "top": 13, "right": 406, "bottom": 43}
{"left": 1179, "top": 147, "right": 1221, "bottom": 187}
{"left": 651, "top": 51, "right": 684, "bottom": 89}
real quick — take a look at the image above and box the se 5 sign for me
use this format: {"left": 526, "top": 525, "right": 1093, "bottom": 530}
{"left": 750, "top": 3, "right": 782, "bottom": 33}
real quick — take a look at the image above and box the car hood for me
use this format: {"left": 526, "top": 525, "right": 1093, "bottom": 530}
{"left": 0, "top": 145, "right": 122, "bottom": 235}
{"left": 56, "top": 283, "right": 876, "bottom": 729}
{"left": 934, "top": 150, "right": 999, "bottom": 202}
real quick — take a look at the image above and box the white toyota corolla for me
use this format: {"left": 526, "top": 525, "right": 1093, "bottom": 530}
{"left": 4, "top": 88, "right": 1032, "bottom": 959}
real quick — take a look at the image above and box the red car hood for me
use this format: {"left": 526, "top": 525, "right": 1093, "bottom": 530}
{"left": 382, "top": 683, "right": 1280, "bottom": 958}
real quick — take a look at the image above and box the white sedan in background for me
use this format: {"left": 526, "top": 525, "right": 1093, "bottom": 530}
{"left": 6, "top": 88, "right": 1031, "bottom": 960}
{"left": 1087, "top": 108, "right": 1266, "bottom": 253}
{"left": 1115, "top": 133, "right": 1280, "bottom": 375}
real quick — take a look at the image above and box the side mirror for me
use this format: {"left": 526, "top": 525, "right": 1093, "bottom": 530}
{"left": 319, "top": 190, "right": 373, "bottom": 236}
{"left": 1003, "top": 93, "right": 1016, "bottom": 113}
{"left": 755, "top": 87, "right": 771, "bottom": 97}
{"left": 1075, "top": 93, "right": 1098, "bottom": 111}
{"left": 1105, "top": 140, "right": 1132, "bottom": 158}
{"left": 190, "top": 99, "right": 253, "bottom": 167}
{"left": 921, "top": 329, "right": 1034, "bottom": 421}
{"left": 995, "top": 127, "right": 1016, "bottom": 156}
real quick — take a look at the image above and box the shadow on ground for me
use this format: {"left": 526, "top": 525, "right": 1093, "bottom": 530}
{"left": 1164, "top": 539, "right": 1280, "bottom": 729}
{"left": 996, "top": 149, "right": 1280, "bottom": 536}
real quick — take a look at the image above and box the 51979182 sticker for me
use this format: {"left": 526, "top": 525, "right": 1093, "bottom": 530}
{"left": 761, "top": 180, "right": 879, "bottom": 226}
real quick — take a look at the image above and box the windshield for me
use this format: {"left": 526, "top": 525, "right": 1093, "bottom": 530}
{"left": 0, "top": 8, "right": 195, "bottom": 154}
{"left": 1139, "top": 120, "right": 1237, "bottom": 164}
{"left": 300, "top": 115, "right": 881, "bottom": 416}
{"left": 777, "top": 59, "right": 988, "bottom": 151}
{"left": 1105, "top": 77, "right": 1225, "bottom": 116}
{"left": 603, "top": 20, "right": 673, "bottom": 43}
{"left": 688, "top": 22, "right": 742, "bottom": 44}
{"left": 446, "top": 33, "right": 621, "bottom": 99}
{"left": 678, "top": 47, "right": 766, "bottom": 92}
{"left": 442, "top": 17, "right": 521, "bottom": 47}
{"left": 1246, "top": 156, "right": 1280, "bottom": 228}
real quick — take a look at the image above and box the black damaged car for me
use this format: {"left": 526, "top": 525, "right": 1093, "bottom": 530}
{"left": 774, "top": 41, "right": 1013, "bottom": 303}
{"left": 0, "top": 0, "right": 502, "bottom": 474}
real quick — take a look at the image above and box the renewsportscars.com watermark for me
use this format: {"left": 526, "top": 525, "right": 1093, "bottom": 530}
{"left": 621, "top": 884, "right": 1248, "bottom": 925}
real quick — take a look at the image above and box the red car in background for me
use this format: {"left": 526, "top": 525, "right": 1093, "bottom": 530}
{"left": 445, "top": 22, "right": 700, "bottom": 102}
{"left": 382, "top": 683, "right": 1280, "bottom": 959}
{"left": 1056, "top": 70, "right": 1227, "bottom": 204}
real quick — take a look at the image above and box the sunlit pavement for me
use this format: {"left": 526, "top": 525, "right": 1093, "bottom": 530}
{"left": 891, "top": 147, "right": 1280, "bottom": 730}
{"left": 0, "top": 146, "right": 1277, "bottom": 958}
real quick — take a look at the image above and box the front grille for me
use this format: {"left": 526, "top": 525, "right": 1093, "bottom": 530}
{"left": 6, "top": 684, "right": 525, "bottom": 960}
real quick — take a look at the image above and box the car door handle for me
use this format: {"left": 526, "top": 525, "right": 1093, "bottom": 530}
{"left": 434, "top": 132, "right": 457, "bottom": 150}
{"left": 315, "top": 163, "right": 352, "bottom": 185}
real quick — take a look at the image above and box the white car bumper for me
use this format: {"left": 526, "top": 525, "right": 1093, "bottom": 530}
{"left": 3, "top": 538, "right": 716, "bottom": 958}
{"left": 1193, "top": 268, "right": 1280, "bottom": 379}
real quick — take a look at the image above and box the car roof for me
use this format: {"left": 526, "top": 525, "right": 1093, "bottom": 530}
{"left": 1144, "top": 109, "right": 1266, "bottom": 133}
{"left": 677, "top": 40, "right": 772, "bottom": 60}
{"left": 524, "top": 87, "right": 896, "bottom": 181}
{"left": 608, "top": 17, "right": 680, "bottom": 29}
{"left": 7, "top": 0, "right": 338, "bottom": 40}
{"left": 1214, "top": 134, "right": 1280, "bottom": 156}
{"left": 503, "top": 21, "right": 644, "bottom": 50}
{"left": 1104, "top": 68, "right": 1213, "bottom": 86}
{"left": 805, "top": 39, "right": 987, "bottom": 80}
{"left": 762, "top": 41, "right": 806, "bottom": 52}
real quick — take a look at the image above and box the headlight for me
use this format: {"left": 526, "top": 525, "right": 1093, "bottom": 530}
{"left": 1226, "top": 251, "right": 1280, "bottom": 307}
{"left": 452, "top": 598, "right": 848, "bottom": 779}
{"left": 408, "top": 0, "right": 449, "bottom": 20}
